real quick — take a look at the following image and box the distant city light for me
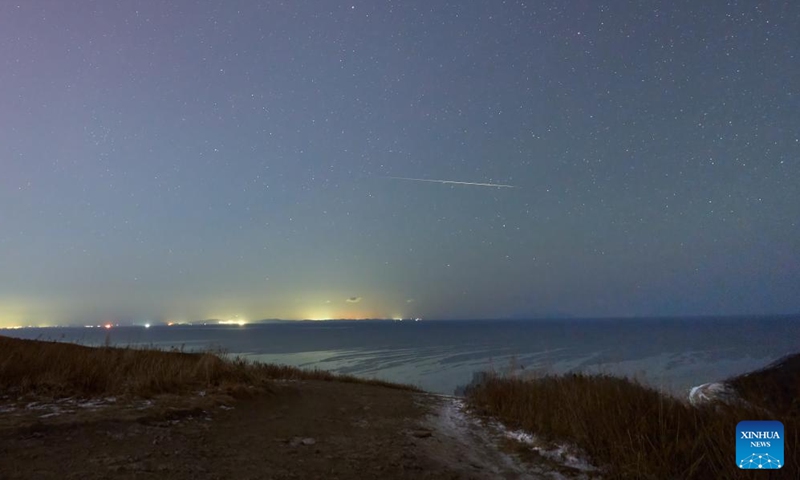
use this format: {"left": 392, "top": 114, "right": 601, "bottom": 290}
{"left": 144, "top": 323, "right": 151, "bottom": 328}
{"left": 217, "top": 320, "right": 247, "bottom": 326}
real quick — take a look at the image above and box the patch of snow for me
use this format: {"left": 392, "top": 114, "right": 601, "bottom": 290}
{"left": 425, "top": 396, "right": 542, "bottom": 479}
{"left": 77, "top": 400, "right": 105, "bottom": 409}
{"left": 505, "top": 429, "right": 537, "bottom": 444}
{"left": 3, "top": 396, "right": 156, "bottom": 419}
{"left": 689, "top": 382, "right": 740, "bottom": 407}
{"left": 77, "top": 397, "right": 118, "bottom": 409}
{"left": 26, "top": 402, "right": 64, "bottom": 412}
{"left": 488, "top": 419, "right": 598, "bottom": 474}
{"left": 427, "top": 395, "right": 600, "bottom": 478}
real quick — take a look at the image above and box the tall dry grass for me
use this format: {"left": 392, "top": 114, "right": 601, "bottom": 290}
{"left": 466, "top": 370, "right": 798, "bottom": 479}
{"left": 0, "top": 335, "right": 418, "bottom": 399}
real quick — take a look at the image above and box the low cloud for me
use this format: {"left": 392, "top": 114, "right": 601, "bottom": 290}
{"left": 346, "top": 296, "right": 362, "bottom": 303}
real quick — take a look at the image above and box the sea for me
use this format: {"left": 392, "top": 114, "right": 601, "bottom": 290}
{"left": 3, "top": 316, "right": 799, "bottom": 398}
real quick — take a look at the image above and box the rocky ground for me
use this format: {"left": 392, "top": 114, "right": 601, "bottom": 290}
{"left": 0, "top": 380, "right": 595, "bottom": 479}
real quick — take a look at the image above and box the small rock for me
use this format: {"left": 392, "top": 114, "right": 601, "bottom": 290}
{"left": 411, "top": 429, "right": 432, "bottom": 439}
{"left": 288, "top": 437, "right": 316, "bottom": 447}
{"left": 354, "top": 419, "right": 369, "bottom": 428}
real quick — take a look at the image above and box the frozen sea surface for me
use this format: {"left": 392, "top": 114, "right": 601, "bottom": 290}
{"left": 5, "top": 316, "right": 798, "bottom": 396}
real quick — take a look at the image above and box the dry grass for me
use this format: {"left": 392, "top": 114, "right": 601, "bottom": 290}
{"left": 0, "top": 335, "right": 419, "bottom": 400}
{"left": 466, "top": 368, "right": 798, "bottom": 479}
{"left": 727, "top": 354, "right": 800, "bottom": 419}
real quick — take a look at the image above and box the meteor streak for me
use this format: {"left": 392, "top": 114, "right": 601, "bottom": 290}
{"left": 383, "top": 176, "right": 516, "bottom": 188}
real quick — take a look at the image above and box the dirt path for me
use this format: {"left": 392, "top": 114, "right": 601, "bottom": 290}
{"left": 0, "top": 381, "right": 576, "bottom": 479}
{"left": 419, "top": 395, "right": 545, "bottom": 479}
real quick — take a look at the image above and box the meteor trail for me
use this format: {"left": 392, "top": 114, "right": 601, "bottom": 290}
{"left": 383, "top": 176, "right": 516, "bottom": 188}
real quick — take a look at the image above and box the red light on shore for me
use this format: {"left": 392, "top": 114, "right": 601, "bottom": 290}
{"left": 104, "top": 323, "right": 112, "bottom": 329}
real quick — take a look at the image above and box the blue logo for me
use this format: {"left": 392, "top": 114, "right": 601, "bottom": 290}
{"left": 736, "top": 420, "right": 784, "bottom": 469}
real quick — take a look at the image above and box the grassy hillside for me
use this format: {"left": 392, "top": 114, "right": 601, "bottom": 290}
{"left": 0, "top": 335, "right": 419, "bottom": 399}
{"left": 466, "top": 359, "right": 799, "bottom": 479}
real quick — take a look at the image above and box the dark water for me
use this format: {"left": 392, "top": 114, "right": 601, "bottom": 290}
{"left": 4, "top": 316, "right": 799, "bottom": 396}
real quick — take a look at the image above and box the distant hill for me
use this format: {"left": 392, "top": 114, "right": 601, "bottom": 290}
{"left": 501, "top": 309, "right": 576, "bottom": 320}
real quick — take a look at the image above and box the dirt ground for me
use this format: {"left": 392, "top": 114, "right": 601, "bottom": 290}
{"left": 0, "top": 381, "right": 581, "bottom": 479}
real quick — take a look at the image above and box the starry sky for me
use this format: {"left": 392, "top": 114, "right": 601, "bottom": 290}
{"left": 1, "top": 1, "right": 798, "bottom": 326}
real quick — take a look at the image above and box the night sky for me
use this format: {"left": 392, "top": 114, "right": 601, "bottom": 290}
{"left": 1, "top": 1, "right": 798, "bottom": 326}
